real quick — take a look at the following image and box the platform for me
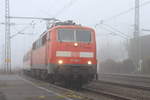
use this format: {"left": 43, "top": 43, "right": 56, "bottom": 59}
{"left": 0, "top": 74, "right": 75, "bottom": 100}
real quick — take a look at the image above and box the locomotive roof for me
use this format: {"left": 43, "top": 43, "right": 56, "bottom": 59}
{"left": 39, "top": 20, "right": 95, "bottom": 39}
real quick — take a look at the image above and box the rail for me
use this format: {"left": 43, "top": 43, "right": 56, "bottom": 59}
{"left": 83, "top": 73, "right": 150, "bottom": 100}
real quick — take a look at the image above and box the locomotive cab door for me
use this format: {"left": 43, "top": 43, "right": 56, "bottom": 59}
{"left": 45, "top": 32, "right": 50, "bottom": 66}
{"left": 45, "top": 31, "right": 53, "bottom": 74}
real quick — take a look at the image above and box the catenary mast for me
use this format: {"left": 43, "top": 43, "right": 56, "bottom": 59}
{"left": 5, "top": 0, "right": 11, "bottom": 72}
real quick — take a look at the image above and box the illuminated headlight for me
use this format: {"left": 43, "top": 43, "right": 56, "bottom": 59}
{"left": 88, "top": 61, "right": 92, "bottom": 65}
{"left": 80, "top": 52, "right": 94, "bottom": 58}
{"left": 74, "top": 43, "right": 78, "bottom": 47}
{"left": 58, "top": 60, "right": 63, "bottom": 64}
{"left": 56, "top": 51, "right": 71, "bottom": 57}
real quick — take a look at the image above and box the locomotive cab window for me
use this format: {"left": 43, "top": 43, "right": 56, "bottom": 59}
{"left": 42, "top": 34, "right": 47, "bottom": 45}
{"left": 76, "top": 30, "right": 91, "bottom": 42}
{"left": 32, "top": 42, "right": 36, "bottom": 50}
{"left": 58, "top": 29, "right": 91, "bottom": 42}
{"left": 58, "top": 29, "right": 74, "bottom": 42}
{"left": 47, "top": 32, "right": 51, "bottom": 41}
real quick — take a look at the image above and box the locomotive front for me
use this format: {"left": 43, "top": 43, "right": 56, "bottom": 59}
{"left": 50, "top": 25, "right": 97, "bottom": 85}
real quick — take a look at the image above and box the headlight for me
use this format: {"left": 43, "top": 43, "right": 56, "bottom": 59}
{"left": 58, "top": 60, "right": 63, "bottom": 64}
{"left": 74, "top": 43, "right": 78, "bottom": 47}
{"left": 88, "top": 61, "right": 92, "bottom": 65}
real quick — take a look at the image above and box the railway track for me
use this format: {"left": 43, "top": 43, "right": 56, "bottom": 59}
{"left": 99, "top": 73, "right": 150, "bottom": 88}
{"left": 21, "top": 73, "right": 150, "bottom": 100}
{"left": 83, "top": 73, "right": 150, "bottom": 100}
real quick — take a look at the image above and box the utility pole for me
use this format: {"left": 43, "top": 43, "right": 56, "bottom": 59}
{"left": 134, "top": 0, "right": 141, "bottom": 72}
{"left": 134, "top": 0, "right": 140, "bottom": 38}
{"left": 3, "top": 15, "right": 57, "bottom": 73}
{"left": 5, "top": 0, "right": 11, "bottom": 73}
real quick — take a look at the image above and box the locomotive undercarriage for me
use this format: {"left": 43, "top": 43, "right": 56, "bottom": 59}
{"left": 23, "top": 64, "right": 97, "bottom": 89}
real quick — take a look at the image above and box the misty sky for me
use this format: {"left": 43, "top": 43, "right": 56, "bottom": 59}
{"left": 0, "top": 0, "right": 150, "bottom": 68}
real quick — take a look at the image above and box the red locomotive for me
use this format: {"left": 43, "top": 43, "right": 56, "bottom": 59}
{"left": 23, "top": 21, "right": 97, "bottom": 87}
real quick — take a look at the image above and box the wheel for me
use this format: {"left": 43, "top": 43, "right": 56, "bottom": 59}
{"left": 40, "top": 71, "right": 48, "bottom": 80}
{"left": 65, "top": 80, "right": 71, "bottom": 88}
{"left": 48, "top": 74, "right": 55, "bottom": 84}
{"left": 95, "top": 73, "right": 98, "bottom": 80}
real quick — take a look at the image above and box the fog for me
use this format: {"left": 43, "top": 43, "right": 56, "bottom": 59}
{"left": 0, "top": 0, "right": 150, "bottom": 74}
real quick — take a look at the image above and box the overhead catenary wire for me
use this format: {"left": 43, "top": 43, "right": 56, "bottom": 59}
{"left": 9, "top": 0, "right": 78, "bottom": 34}
{"left": 102, "top": 23, "right": 130, "bottom": 38}
{"left": 102, "top": 0, "right": 150, "bottom": 23}
{"left": 9, "top": 20, "right": 37, "bottom": 36}
{"left": 95, "top": 0, "right": 150, "bottom": 40}
{"left": 54, "top": 0, "right": 78, "bottom": 17}
{"left": 98, "top": 25, "right": 129, "bottom": 40}
{"left": 11, "top": 22, "right": 36, "bottom": 39}
{"left": 95, "top": 22, "right": 130, "bottom": 39}
{"left": 10, "top": 0, "right": 78, "bottom": 35}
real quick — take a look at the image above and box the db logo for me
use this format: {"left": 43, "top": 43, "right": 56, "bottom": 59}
{"left": 71, "top": 52, "right": 79, "bottom": 57}
{"left": 70, "top": 59, "right": 80, "bottom": 62}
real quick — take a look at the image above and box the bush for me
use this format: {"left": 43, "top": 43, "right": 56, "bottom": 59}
{"left": 99, "top": 59, "right": 136, "bottom": 74}
{"left": 142, "top": 58, "right": 150, "bottom": 74}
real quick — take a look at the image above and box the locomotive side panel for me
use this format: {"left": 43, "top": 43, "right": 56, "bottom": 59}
{"left": 23, "top": 51, "right": 31, "bottom": 70}
{"left": 31, "top": 33, "right": 48, "bottom": 70}
{"left": 31, "top": 46, "right": 47, "bottom": 69}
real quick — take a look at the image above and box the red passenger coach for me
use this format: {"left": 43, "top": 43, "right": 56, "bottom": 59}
{"left": 23, "top": 21, "right": 97, "bottom": 87}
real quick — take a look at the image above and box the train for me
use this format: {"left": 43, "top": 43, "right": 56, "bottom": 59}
{"left": 23, "top": 20, "right": 97, "bottom": 88}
